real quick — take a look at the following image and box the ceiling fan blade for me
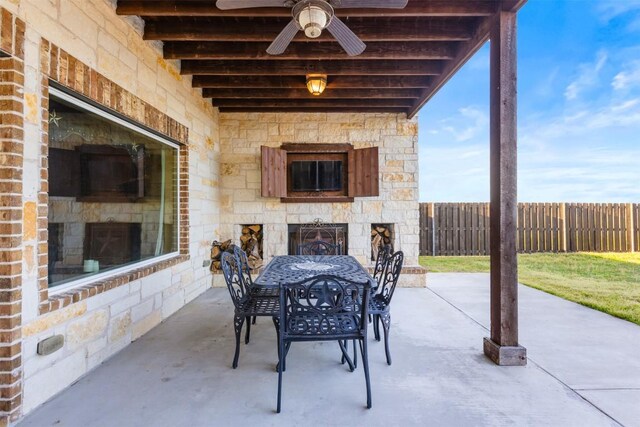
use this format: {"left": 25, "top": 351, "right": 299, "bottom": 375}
{"left": 326, "top": 17, "right": 366, "bottom": 57}
{"left": 216, "top": 0, "right": 288, "bottom": 10}
{"left": 332, "top": 0, "right": 408, "bottom": 8}
{"left": 267, "top": 20, "right": 300, "bottom": 55}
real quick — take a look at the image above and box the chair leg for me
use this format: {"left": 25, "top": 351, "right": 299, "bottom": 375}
{"left": 277, "top": 339, "right": 285, "bottom": 413}
{"left": 373, "top": 314, "right": 381, "bottom": 341}
{"left": 381, "top": 312, "right": 392, "bottom": 365}
{"left": 359, "top": 339, "right": 372, "bottom": 409}
{"left": 352, "top": 340, "right": 358, "bottom": 369}
{"left": 338, "top": 340, "right": 355, "bottom": 372}
{"left": 272, "top": 317, "right": 280, "bottom": 367}
{"left": 232, "top": 315, "right": 245, "bottom": 369}
{"left": 282, "top": 342, "right": 292, "bottom": 372}
{"left": 245, "top": 317, "right": 252, "bottom": 344}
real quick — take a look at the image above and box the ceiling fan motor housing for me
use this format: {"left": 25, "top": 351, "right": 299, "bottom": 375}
{"left": 293, "top": 0, "right": 334, "bottom": 38}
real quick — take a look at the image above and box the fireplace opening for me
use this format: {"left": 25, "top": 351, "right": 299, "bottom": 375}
{"left": 371, "top": 223, "right": 394, "bottom": 261}
{"left": 288, "top": 220, "right": 348, "bottom": 255}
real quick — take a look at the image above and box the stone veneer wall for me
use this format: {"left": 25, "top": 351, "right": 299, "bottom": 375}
{"left": 218, "top": 112, "right": 424, "bottom": 284}
{"left": 0, "top": 0, "right": 220, "bottom": 421}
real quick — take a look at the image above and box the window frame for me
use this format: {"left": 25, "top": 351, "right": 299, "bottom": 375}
{"left": 47, "top": 86, "right": 181, "bottom": 296}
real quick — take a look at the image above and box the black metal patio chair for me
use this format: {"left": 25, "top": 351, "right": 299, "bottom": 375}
{"left": 232, "top": 245, "right": 279, "bottom": 337}
{"left": 297, "top": 240, "right": 343, "bottom": 256}
{"left": 340, "top": 244, "right": 391, "bottom": 369}
{"left": 370, "top": 250, "right": 404, "bottom": 365}
{"left": 276, "top": 275, "right": 372, "bottom": 413}
{"left": 233, "top": 246, "right": 279, "bottom": 298}
{"left": 220, "top": 251, "right": 279, "bottom": 369}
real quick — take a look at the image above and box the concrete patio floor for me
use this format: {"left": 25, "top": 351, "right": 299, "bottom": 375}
{"left": 19, "top": 274, "right": 639, "bottom": 427}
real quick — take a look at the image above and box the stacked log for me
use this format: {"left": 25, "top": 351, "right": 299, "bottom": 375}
{"left": 371, "top": 224, "right": 393, "bottom": 260}
{"left": 240, "top": 225, "right": 263, "bottom": 269}
{"left": 210, "top": 239, "right": 232, "bottom": 271}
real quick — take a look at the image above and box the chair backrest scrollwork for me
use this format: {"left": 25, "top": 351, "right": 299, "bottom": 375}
{"left": 221, "top": 251, "right": 250, "bottom": 309}
{"left": 372, "top": 244, "right": 392, "bottom": 289}
{"left": 375, "top": 251, "right": 404, "bottom": 305}
{"left": 233, "top": 245, "right": 254, "bottom": 289}
{"left": 279, "top": 275, "right": 370, "bottom": 340}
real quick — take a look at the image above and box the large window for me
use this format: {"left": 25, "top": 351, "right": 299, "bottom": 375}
{"left": 47, "top": 89, "right": 179, "bottom": 289}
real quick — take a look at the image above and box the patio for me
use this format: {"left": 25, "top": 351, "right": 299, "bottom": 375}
{"left": 19, "top": 274, "right": 638, "bottom": 427}
{"left": 0, "top": 0, "right": 544, "bottom": 423}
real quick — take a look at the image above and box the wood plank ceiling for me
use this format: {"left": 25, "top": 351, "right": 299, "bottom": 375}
{"left": 116, "top": 0, "right": 522, "bottom": 117}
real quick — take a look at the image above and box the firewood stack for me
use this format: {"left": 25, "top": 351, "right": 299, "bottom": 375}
{"left": 371, "top": 225, "right": 393, "bottom": 260}
{"left": 210, "top": 239, "right": 233, "bottom": 272}
{"left": 240, "top": 225, "right": 263, "bottom": 270}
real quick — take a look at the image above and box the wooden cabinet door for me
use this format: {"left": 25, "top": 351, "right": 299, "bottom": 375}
{"left": 348, "top": 147, "right": 379, "bottom": 197}
{"left": 261, "top": 146, "right": 287, "bottom": 198}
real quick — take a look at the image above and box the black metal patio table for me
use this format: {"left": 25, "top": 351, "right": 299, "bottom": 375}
{"left": 255, "top": 255, "right": 375, "bottom": 372}
{"left": 254, "top": 255, "right": 376, "bottom": 289}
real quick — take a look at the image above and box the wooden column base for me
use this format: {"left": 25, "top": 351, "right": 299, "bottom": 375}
{"left": 483, "top": 337, "right": 527, "bottom": 366}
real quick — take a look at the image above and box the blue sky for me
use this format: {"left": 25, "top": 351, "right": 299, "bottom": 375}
{"left": 418, "top": 0, "right": 640, "bottom": 202}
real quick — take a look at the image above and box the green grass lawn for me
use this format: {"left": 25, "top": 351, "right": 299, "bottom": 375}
{"left": 419, "top": 253, "right": 640, "bottom": 326}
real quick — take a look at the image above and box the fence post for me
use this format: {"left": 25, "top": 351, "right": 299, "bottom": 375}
{"left": 430, "top": 202, "right": 436, "bottom": 256}
{"left": 626, "top": 203, "right": 635, "bottom": 252}
{"left": 559, "top": 202, "right": 567, "bottom": 252}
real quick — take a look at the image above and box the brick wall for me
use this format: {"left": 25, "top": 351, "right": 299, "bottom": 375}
{"left": 0, "top": 0, "right": 221, "bottom": 420}
{"left": 0, "top": 8, "right": 25, "bottom": 424}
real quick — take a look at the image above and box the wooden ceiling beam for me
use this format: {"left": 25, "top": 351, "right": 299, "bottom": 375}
{"left": 117, "top": 1, "right": 498, "bottom": 17}
{"left": 219, "top": 107, "right": 409, "bottom": 113}
{"left": 211, "top": 99, "right": 415, "bottom": 107}
{"left": 144, "top": 19, "right": 474, "bottom": 42}
{"left": 502, "top": 0, "right": 528, "bottom": 12}
{"left": 192, "top": 75, "right": 432, "bottom": 89}
{"left": 164, "top": 41, "right": 458, "bottom": 60}
{"left": 202, "top": 88, "right": 421, "bottom": 99}
{"left": 181, "top": 59, "right": 443, "bottom": 75}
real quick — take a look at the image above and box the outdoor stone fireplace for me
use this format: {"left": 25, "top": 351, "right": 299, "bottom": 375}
{"left": 216, "top": 112, "right": 427, "bottom": 288}
{"left": 288, "top": 221, "right": 348, "bottom": 255}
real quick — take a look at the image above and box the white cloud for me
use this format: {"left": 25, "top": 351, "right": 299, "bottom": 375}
{"left": 564, "top": 50, "right": 608, "bottom": 100}
{"left": 440, "top": 106, "right": 488, "bottom": 142}
{"left": 522, "top": 97, "right": 640, "bottom": 142}
{"left": 596, "top": 0, "right": 640, "bottom": 33}
{"left": 612, "top": 60, "right": 640, "bottom": 90}
{"left": 597, "top": 0, "right": 640, "bottom": 21}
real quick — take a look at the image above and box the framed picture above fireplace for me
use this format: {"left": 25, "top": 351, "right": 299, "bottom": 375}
{"left": 261, "top": 143, "right": 378, "bottom": 203}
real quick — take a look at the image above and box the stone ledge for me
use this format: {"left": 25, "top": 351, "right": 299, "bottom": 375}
{"left": 40, "top": 255, "right": 190, "bottom": 315}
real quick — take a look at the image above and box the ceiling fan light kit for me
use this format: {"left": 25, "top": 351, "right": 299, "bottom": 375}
{"left": 216, "top": 0, "right": 408, "bottom": 57}
{"left": 294, "top": 1, "right": 333, "bottom": 39}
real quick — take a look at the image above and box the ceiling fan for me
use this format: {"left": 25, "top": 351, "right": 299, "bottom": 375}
{"left": 215, "top": 0, "right": 409, "bottom": 57}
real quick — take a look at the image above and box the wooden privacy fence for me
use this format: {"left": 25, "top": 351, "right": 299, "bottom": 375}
{"left": 419, "top": 202, "right": 639, "bottom": 256}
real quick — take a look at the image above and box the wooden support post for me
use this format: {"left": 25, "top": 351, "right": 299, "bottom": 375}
{"left": 483, "top": 9, "right": 527, "bottom": 366}
{"left": 626, "top": 203, "right": 635, "bottom": 252}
